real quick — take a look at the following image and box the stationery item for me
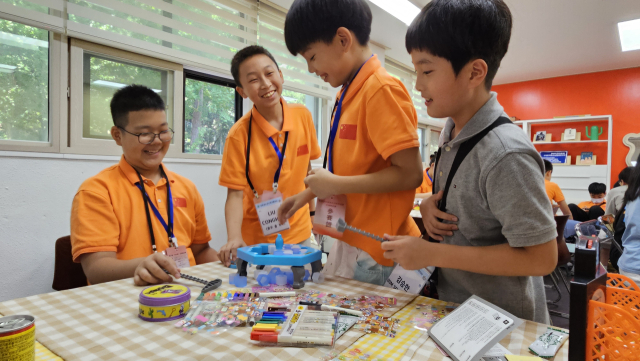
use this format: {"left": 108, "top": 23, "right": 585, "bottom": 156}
{"left": 138, "top": 284, "right": 191, "bottom": 322}
{"left": 0, "top": 315, "right": 36, "bottom": 361}
{"left": 528, "top": 327, "right": 568, "bottom": 359}
{"left": 353, "top": 313, "right": 401, "bottom": 338}
{"left": 336, "top": 218, "right": 386, "bottom": 242}
{"left": 255, "top": 304, "right": 337, "bottom": 347}
{"left": 428, "top": 295, "right": 523, "bottom": 361}
{"left": 384, "top": 265, "right": 434, "bottom": 294}
{"left": 409, "top": 304, "right": 456, "bottom": 331}
{"left": 163, "top": 269, "right": 221, "bottom": 293}
{"left": 334, "top": 315, "right": 358, "bottom": 340}
{"left": 254, "top": 191, "right": 290, "bottom": 236}
{"left": 257, "top": 291, "right": 297, "bottom": 298}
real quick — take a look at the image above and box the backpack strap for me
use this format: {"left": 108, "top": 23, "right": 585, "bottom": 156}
{"left": 434, "top": 116, "right": 514, "bottom": 213}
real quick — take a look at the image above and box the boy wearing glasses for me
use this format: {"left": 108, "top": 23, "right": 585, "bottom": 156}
{"left": 71, "top": 85, "right": 219, "bottom": 286}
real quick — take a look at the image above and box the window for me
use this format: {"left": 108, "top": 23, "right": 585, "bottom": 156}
{"left": 417, "top": 127, "right": 426, "bottom": 161}
{"left": 83, "top": 53, "right": 174, "bottom": 140}
{"left": 429, "top": 129, "right": 441, "bottom": 155}
{"left": 0, "top": 19, "right": 49, "bottom": 142}
{"left": 282, "top": 89, "right": 323, "bottom": 149}
{"left": 183, "top": 71, "right": 241, "bottom": 155}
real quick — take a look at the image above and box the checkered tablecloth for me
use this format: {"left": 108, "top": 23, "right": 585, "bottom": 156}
{"left": 0, "top": 262, "right": 415, "bottom": 361}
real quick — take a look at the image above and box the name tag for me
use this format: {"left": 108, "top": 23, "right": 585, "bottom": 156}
{"left": 384, "top": 265, "right": 435, "bottom": 294}
{"left": 313, "top": 194, "right": 347, "bottom": 238}
{"left": 165, "top": 245, "right": 190, "bottom": 269}
{"left": 255, "top": 191, "right": 290, "bottom": 236}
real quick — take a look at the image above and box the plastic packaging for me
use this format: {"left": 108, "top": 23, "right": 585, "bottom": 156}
{"left": 529, "top": 327, "right": 569, "bottom": 359}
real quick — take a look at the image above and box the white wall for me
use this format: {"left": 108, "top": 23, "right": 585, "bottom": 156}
{"left": 0, "top": 152, "right": 228, "bottom": 302}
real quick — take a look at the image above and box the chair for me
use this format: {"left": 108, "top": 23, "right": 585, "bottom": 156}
{"left": 52, "top": 236, "right": 87, "bottom": 291}
{"left": 547, "top": 215, "right": 571, "bottom": 318}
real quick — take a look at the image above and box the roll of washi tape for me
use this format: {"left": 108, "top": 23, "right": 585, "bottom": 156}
{"left": 139, "top": 284, "right": 191, "bottom": 322}
{"left": 0, "top": 315, "right": 36, "bottom": 361}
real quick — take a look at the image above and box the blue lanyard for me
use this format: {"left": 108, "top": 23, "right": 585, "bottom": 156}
{"left": 323, "top": 55, "right": 373, "bottom": 173}
{"left": 245, "top": 111, "right": 290, "bottom": 197}
{"left": 427, "top": 169, "right": 433, "bottom": 183}
{"left": 136, "top": 169, "right": 175, "bottom": 251}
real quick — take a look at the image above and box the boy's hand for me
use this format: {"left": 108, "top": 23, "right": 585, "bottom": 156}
{"left": 219, "top": 238, "right": 246, "bottom": 267}
{"left": 420, "top": 191, "right": 458, "bottom": 241}
{"left": 381, "top": 235, "right": 432, "bottom": 270}
{"left": 304, "top": 168, "right": 339, "bottom": 199}
{"left": 278, "top": 193, "right": 305, "bottom": 224}
{"left": 134, "top": 253, "right": 179, "bottom": 286}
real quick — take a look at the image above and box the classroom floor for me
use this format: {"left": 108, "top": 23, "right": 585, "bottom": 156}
{"left": 545, "top": 273, "right": 570, "bottom": 329}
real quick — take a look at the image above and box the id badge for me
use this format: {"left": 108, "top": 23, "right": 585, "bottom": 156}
{"left": 313, "top": 194, "right": 347, "bottom": 238}
{"left": 165, "top": 244, "right": 190, "bottom": 269}
{"left": 384, "top": 265, "right": 435, "bottom": 294}
{"left": 254, "top": 190, "right": 290, "bottom": 236}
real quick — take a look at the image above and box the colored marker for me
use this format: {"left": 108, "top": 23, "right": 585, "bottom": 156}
{"left": 257, "top": 291, "right": 296, "bottom": 298}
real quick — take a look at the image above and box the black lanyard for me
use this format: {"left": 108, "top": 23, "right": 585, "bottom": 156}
{"left": 136, "top": 168, "right": 174, "bottom": 252}
{"left": 245, "top": 111, "right": 289, "bottom": 198}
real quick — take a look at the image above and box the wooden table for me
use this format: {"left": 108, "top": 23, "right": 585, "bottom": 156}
{"left": 0, "top": 262, "right": 568, "bottom": 361}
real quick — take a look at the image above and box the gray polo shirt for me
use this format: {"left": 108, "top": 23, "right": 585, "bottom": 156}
{"left": 434, "top": 92, "right": 557, "bottom": 324}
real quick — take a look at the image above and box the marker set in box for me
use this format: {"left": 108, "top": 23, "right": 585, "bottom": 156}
{"left": 252, "top": 304, "right": 338, "bottom": 347}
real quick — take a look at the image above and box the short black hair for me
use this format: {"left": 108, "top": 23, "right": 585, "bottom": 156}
{"left": 284, "top": 0, "right": 372, "bottom": 55}
{"left": 544, "top": 159, "right": 553, "bottom": 173}
{"left": 406, "top": 0, "right": 512, "bottom": 90}
{"left": 619, "top": 167, "right": 633, "bottom": 184}
{"left": 110, "top": 85, "right": 165, "bottom": 128}
{"left": 231, "top": 45, "right": 280, "bottom": 87}
{"left": 588, "top": 182, "right": 607, "bottom": 195}
{"left": 429, "top": 153, "right": 436, "bottom": 164}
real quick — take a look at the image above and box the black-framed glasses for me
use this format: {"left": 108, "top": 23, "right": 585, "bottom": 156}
{"left": 118, "top": 126, "right": 174, "bottom": 145}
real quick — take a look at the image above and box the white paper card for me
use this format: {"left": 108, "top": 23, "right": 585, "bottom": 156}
{"left": 255, "top": 196, "right": 290, "bottom": 236}
{"left": 384, "top": 265, "right": 435, "bottom": 294}
{"left": 165, "top": 245, "right": 190, "bottom": 269}
{"left": 482, "top": 343, "right": 510, "bottom": 361}
{"left": 428, "top": 295, "right": 523, "bottom": 361}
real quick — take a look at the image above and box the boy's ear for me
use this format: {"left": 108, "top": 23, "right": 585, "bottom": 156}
{"left": 335, "top": 27, "right": 354, "bottom": 53}
{"left": 236, "top": 86, "right": 248, "bottom": 99}
{"left": 111, "top": 126, "right": 123, "bottom": 146}
{"left": 278, "top": 69, "right": 284, "bottom": 84}
{"left": 467, "top": 59, "right": 488, "bottom": 90}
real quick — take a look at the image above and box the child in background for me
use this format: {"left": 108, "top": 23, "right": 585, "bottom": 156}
{"left": 416, "top": 153, "right": 436, "bottom": 199}
{"left": 606, "top": 167, "right": 633, "bottom": 215}
{"left": 278, "top": 0, "right": 423, "bottom": 285}
{"left": 543, "top": 160, "right": 572, "bottom": 219}
{"left": 218, "top": 46, "right": 321, "bottom": 266}
{"left": 618, "top": 156, "right": 640, "bottom": 284}
{"left": 71, "top": 85, "right": 218, "bottom": 286}
{"left": 568, "top": 182, "right": 607, "bottom": 222}
{"left": 381, "top": 0, "right": 557, "bottom": 323}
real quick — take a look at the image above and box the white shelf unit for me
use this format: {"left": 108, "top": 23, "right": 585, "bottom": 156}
{"left": 514, "top": 115, "right": 613, "bottom": 198}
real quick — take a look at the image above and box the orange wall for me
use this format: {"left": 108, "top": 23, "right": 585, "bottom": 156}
{"left": 493, "top": 67, "right": 640, "bottom": 184}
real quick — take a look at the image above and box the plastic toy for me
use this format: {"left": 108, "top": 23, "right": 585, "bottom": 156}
{"left": 235, "top": 234, "right": 323, "bottom": 289}
{"left": 586, "top": 125, "right": 603, "bottom": 140}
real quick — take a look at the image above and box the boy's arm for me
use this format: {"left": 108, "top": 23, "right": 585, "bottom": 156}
{"left": 306, "top": 162, "right": 316, "bottom": 222}
{"left": 382, "top": 236, "right": 557, "bottom": 276}
{"left": 80, "top": 252, "right": 180, "bottom": 286}
{"left": 304, "top": 147, "right": 423, "bottom": 199}
{"left": 219, "top": 188, "right": 246, "bottom": 267}
{"left": 415, "top": 192, "right": 432, "bottom": 199}
{"left": 558, "top": 200, "right": 573, "bottom": 219}
{"left": 191, "top": 243, "right": 219, "bottom": 264}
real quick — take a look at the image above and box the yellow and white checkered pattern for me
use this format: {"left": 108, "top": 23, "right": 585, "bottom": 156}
{"left": 36, "top": 341, "right": 63, "bottom": 361}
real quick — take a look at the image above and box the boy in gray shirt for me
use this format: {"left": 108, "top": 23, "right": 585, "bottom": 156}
{"left": 381, "top": 0, "right": 557, "bottom": 323}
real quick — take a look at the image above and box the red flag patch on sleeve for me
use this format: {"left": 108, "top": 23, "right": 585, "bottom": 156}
{"left": 297, "top": 144, "right": 309, "bottom": 156}
{"left": 339, "top": 124, "right": 357, "bottom": 140}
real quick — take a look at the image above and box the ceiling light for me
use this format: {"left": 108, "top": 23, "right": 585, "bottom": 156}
{"left": 618, "top": 18, "right": 640, "bottom": 52}
{"left": 369, "top": 0, "right": 420, "bottom": 26}
{"left": 92, "top": 80, "right": 162, "bottom": 93}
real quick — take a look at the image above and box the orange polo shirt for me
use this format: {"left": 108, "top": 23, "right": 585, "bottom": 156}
{"left": 578, "top": 200, "right": 607, "bottom": 212}
{"left": 416, "top": 168, "right": 433, "bottom": 194}
{"left": 544, "top": 179, "right": 565, "bottom": 204}
{"left": 71, "top": 156, "right": 212, "bottom": 266}
{"left": 330, "top": 55, "right": 421, "bottom": 266}
{"left": 219, "top": 99, "right": 321, "bottom": 245}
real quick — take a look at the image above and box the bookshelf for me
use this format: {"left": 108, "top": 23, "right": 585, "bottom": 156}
{"left": 514, "top": 115, "right": 613, "bottom": 198}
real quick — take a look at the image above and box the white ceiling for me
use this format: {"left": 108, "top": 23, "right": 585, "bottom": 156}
{"left": 268, "top": 0, "right": 640, "bottom": 85}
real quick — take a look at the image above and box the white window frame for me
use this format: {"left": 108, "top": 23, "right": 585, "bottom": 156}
{"left": 0, "top": 28, "right": 62, "bottom": 153}
{"left": 65, "top": 38, "right": 184, "bottom": 158}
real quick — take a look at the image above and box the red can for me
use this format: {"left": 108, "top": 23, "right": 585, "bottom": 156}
{"left": 0, "top": 315, "right": 36, "bottom": 361}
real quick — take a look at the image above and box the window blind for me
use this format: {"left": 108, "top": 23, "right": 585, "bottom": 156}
{"left": 0, "top": 0, "right": 65, "bottom": 33}
{"left": 257, "top": 1, "right": 331, "bottom": 99}
{"left": 385, "top": 58, "right": 445, "bottom": 127}
{"left": 66, "top": 0, "right": 258, "bottom": 73}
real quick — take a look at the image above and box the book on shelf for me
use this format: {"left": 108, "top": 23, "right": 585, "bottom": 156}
{"left": 533, "top": 131, "right": 551, "bottom": 142}
{"left": 576, "top": 152, "right": 596, "bottom": 165}
{"left": 540, "top": 151, "right": 569, "bottom": 164}
{"left": 563, "top": 128, "right": 576, "bottom": 140}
